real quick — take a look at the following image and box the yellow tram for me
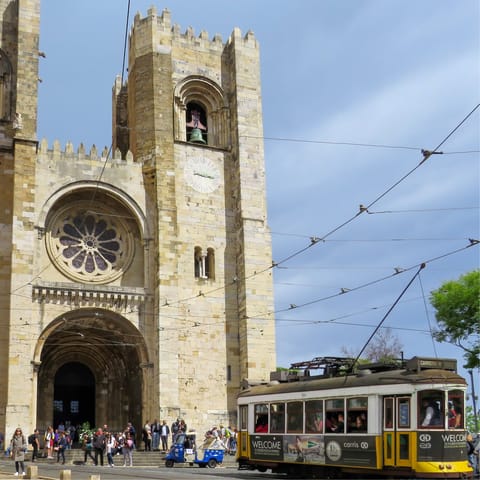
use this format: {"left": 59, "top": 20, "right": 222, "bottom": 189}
{"left": 237, "top": 356, "right": 473, "bottom": 478}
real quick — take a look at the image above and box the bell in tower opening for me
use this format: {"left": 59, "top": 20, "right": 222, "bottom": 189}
{"left": 186, "top": 102, "right": 207, "bottom": 144}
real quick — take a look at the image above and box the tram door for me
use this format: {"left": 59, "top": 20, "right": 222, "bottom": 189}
{"left": 238, "top": 405, "right": 249, "bottom": 457}
{"left": 383, "top": 396, "right": 412, "bottom": 468}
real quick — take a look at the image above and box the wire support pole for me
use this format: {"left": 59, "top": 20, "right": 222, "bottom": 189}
{"left": 351, "top": 263, "right": 426, "bottom": 369}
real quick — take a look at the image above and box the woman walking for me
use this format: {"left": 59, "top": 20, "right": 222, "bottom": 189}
{"left": 10, "top": 427, "right": 27, "bottom": 476}
{"left": 122, "top": 432, "right": 134, "bottom": 467}
{"left": 81, "top": 433, "right": 96, "bottom": 465}
{"left": 44, "top": 425, "right": 54, "bottom": 458}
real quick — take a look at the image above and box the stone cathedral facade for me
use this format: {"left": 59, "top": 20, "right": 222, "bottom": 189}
{"left": 0, "top": 1, "right": 276, "bottom": 438}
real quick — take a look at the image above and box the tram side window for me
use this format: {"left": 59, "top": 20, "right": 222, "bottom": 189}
{"left": 418, "top": 390, "right": 443, "bottom": 428}
{"left": 239, "top": 405, "right": 248, "bottom": 430}
{"left": 398, "top": 397, "right": 411, "bottom": 428}
{"left": 270, "top": 403, "right": 285, "bottom": 433}
{"left": 326, "top": 398, "right": 345, "bottom": 433}
{"left": 254, "top": 404, "right": 269, "bottom": 433}
{"left": 447, "top": 390, "right": 464, "bottom": 429}
{"left": 287, "top": 401, "right": 303, "bottom": 433}
{"left": 306, "top": 400, "right": 324, "bottom": 433}
{"left": 347, "top": 397, "right": 368, "bottom": 433}
{"left": 384, "top": 398, "right": 394, "bottom": 429}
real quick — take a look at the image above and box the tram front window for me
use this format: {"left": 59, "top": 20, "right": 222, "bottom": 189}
{"left": 418, "top": 390, "right": 443, "bottom": 428}
{"left": 447, "top": 390, "right": 464, "bottom": 429}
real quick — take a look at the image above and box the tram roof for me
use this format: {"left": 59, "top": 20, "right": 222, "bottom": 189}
{"left": 238, "top": 366, "right": 466, "bottom": 398}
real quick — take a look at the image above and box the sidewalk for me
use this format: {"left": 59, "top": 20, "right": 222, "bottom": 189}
{"left": 0, "top": 462, "right": 55, "bottom": 480}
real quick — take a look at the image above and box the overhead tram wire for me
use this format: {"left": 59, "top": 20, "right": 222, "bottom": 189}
{"left": 418, "top": 271, "right": 438, "bottom": 358}
{"left": 158, "top": 106, "right": 479, "bottom": 311}
{"left": 266, "top": 104, "right": 480, "bottom": 269}
{"left": 246, "top": 136, "right": 479, "bottom": 156}
{"left": 350, "top": 263, "right": 426, "bottom": 371}
{"left": 89, "top": 0, "right": 131, "bottom": 205}
{"left": 121, "top": 0, "right": 131, "bottom": 85}
{"left": 249, "top": 239, "right": 479, "bottom": 318}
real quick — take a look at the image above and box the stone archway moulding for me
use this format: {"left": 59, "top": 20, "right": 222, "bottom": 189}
{"left": 33, "top": 308, "right": 150, "bottom": 366}
{"left": 36, "top": 180, "right": 149, "bottom": 240}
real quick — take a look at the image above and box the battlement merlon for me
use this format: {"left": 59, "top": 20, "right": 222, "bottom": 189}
{"left": 129, "top": 7, "right": 258, "bottom": 58}
{"left": 37, "top": 138, "right": 134, "bottom": 164}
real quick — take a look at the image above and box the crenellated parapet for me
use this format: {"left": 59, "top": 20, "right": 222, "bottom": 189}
{"left": 37, "top": 138, "right": 134, "bottom": 165}
{"left": 131, "top": 6, "right": 258, "bottom": 53}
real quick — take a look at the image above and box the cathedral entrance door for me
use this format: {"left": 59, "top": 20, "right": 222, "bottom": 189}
{"left": 53, "top": 362, "right": 95, "bottom": 432}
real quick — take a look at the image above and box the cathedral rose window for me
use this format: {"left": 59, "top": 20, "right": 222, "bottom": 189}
{"left": 46, "top": 203, "right": 134, "bottom": 284}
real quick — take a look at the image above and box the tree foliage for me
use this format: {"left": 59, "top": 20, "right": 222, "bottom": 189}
{"left": 465, "top": 405, "right": 480, "bottom": 434}
{"left": 430, "top": 269, "right": 480, "bottom": 369}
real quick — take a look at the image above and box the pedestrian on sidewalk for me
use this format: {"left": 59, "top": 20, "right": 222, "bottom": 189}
{"left": 29, "top": 429, "right": 40, "bottom": 462}
{"left": 56, "top": 431, "right": 67, "bottom": 465}
{"left": 10, "top": 427, "right": 27, "bottom": 476}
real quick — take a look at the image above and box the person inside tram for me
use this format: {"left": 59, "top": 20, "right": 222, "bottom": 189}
{"left": 349, "top": 414, "right": 367, "bottom": 432}
{"left": 326, "top": 413, "right": 344, "bottom": 433}
{"left": 306, "top": 412, "right": 323, "bottom": 433}
{"left": 334, "top": 413, "right": 345, "bottom": 433}
{"left": 325, "top": 414, "right": 338, "bottom": 433}
{"left": 448, "top": 401, "right": 462, "bottom": 428}
{"left": 421, "top": 398, "right": 442, "bottom": 427}
{"left": 255, "top": 415, "right": 268, "bottom": 433}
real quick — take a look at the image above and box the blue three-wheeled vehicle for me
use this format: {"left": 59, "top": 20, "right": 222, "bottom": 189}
{"left": 165, "top": 432, "right": 225, "bottom": 468}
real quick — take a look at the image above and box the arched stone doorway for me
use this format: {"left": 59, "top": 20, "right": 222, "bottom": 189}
{"left": 36, "top": 309, "right": 150, "bottom": 435}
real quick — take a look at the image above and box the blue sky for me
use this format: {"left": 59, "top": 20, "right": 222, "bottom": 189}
{"left": 38, "top": 1, "right": 479, "bottom": 398}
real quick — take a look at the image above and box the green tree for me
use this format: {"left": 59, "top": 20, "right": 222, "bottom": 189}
{"left": 430, "top": 270, "right": 480, "bottom": 369}
{"left": 465, "top": 405, "right": 480, "bottom": 433}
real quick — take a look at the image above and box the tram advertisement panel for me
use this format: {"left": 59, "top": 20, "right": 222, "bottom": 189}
{"left": 323, "top": 435, "right": 377, "bottom": 467}
{"left": 250, "top": 435, "right": 284, "bottom": 461}
{"left": 417, "top": 431, "right": 467, "bottom": 462}
{"left": 250, "top": 434, "right": 376, "bottom": 466}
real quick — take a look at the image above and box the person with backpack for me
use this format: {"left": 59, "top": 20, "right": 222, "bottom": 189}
{"left": 29, "top": 429, "right": 40, "bottom": 462}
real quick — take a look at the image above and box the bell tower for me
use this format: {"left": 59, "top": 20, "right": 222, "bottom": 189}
{"left": 0, "top": 0, "right": 41, "bottom": 434}
{"left": 113, "top": 7, "right": 276, "bottom": 424}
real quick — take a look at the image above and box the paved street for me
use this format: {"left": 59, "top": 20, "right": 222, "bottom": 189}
{"left": 0, "top": 458, "right": 266, "bottom": 480}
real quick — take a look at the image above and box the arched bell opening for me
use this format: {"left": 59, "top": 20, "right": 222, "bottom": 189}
{"left": 36, "top": 310, "right": 149, "bottom": 436}
{"left": 186, "top": 101, "right": 207, "bottom": 144}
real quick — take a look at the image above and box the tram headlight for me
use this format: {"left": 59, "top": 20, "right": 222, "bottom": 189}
{"left": 446, "top": 464, "right": 452, "bottom": 470}
{"left": 439, "top": 464, "right": 445, "bottom": 470}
